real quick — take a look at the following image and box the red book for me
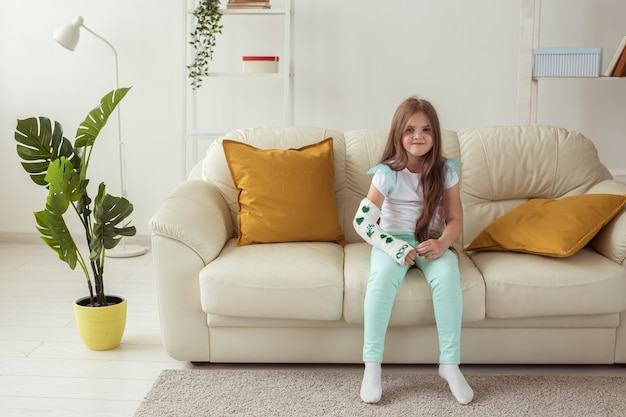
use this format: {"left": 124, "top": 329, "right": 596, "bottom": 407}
{"left": 604, "top": 36, "right": 626, "bottom": 76}
{"left": 612, "top": 47, "right": 626, "bottom": 77}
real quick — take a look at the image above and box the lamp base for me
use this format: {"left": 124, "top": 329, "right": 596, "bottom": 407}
{"left": 106, "top": 241, "right": 148, "bottom": 258}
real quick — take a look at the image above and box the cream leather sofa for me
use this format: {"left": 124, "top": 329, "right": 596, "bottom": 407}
{"left": 150, "top": 125, "right": 626, "bottom": 364}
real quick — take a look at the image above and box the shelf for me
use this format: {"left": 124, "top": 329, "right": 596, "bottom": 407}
{"left": 518, "top": 0, "right": 625, "bottom": 125}
{"left": 205, "top": 72, "right": 284, "bottom": 78}
{"left": 221, "top": 8, "right": 288, "bottom": 15}
{"left": 183, "top": 0, "right": 295, "bottom": 177}
{"left": 186, "top": 132, "right": 224, "bottom": 140}
{"left": 533, "top": 76, "right": 626, "bottom": 80}
{"left": 186, "top": 8, "right": 288, "bottom": 15}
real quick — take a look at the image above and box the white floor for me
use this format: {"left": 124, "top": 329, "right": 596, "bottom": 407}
{"left": 0, "top": 239, "right": 192, "bottom": 417}
{"left": 1, "top": 239, "right": 625, "bottom": 417}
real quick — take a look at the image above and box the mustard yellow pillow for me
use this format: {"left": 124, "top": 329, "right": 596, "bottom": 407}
{"left": 223, "top": 137, "right": 345, "bottom": 246}
{"left": 465, "top": 194, "right": 626, "bottom": 257}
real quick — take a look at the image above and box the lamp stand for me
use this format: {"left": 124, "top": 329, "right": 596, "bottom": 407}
{"left": 85, "top": 26, "right": 147, "bottom": 258}
{"left": 55, "top": 19, "right": 147, "bottom": 258}
{"left": 96, "top": 30, "right": 147, "bottom": 258}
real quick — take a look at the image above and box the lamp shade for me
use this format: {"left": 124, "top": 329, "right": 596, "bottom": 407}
{"left": 53, "top": 16, "right": 84, "bottom": 51}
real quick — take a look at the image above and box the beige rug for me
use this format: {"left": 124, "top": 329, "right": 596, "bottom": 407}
{"left": 134, "top": 368, "right": 626, "bottom": 416}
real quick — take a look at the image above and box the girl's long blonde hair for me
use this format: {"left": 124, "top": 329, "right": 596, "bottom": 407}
{"left": 380, "top": 96, "right": 445, "bottom": 242}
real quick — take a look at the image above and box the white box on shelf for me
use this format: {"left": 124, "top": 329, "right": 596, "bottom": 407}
{"left": 242, "top": 56, "right": 279, "bottom": 73}
{"left": 533, "top": 48, "right": 602, "bottom": 78}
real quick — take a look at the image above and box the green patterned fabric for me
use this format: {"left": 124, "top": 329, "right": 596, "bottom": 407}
{"left": 353, "top": 198, "right": 413, "bottom": 265}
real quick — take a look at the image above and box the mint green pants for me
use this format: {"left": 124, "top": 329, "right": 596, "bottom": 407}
{"left": 363, "top": 232, "right": 462, "bottom": 364}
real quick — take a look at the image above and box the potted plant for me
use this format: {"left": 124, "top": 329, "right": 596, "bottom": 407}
{"left": 13, "top": 87, "right": 136, "bottom": 350}
{"left": 188, "top": 0, "right": 223, "bottom": 90}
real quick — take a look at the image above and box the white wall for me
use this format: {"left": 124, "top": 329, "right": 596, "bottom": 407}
{"left": 0, "top": 0, "right": 183, "bottom": 240}
{"left": 536, "top": 0, "right": 626, "bottom": 177}
{"left": 1, "top": 0, "right": 625, "bottom": 239}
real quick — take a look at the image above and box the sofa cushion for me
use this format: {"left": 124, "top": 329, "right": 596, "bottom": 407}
{"left": 465, "top": 194, "right": 626, "bottom": 258}
{"left": 199, "top": 240, "right": 344, "bottom": 321}
{"left": 470, "top": 248, "right": 626, "bottom": 319}
{"left": 343, "top": 242, "right": 486, "bottom": 326}
{"left": 202, "top": 127, "right": 347, "bottom": 239}
{"left": 223, "top": 138, "right": 345, "bottom": 246}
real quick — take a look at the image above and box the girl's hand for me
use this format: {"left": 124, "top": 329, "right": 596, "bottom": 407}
{"left": 403, "top": 248, "right": 418, "bottom": 265}
{"left": 417, "top": 239, "right": 445, "bottom": 260}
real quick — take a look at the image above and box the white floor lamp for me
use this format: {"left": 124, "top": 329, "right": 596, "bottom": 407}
{"left": 53, "top": 16, "right": 147, "bottom": 258}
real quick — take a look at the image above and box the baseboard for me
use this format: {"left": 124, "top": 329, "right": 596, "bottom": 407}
{"left": 0, "top": 232, "right": 152, "bottom": 247}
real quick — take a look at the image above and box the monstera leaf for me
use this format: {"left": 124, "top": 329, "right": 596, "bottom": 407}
{"left": 75, "top": 87, "right": 130, "bottom": 149}
{"left": 34, "top": 209, "right": 80, "bottom": 271}
{"left": 90, "top": 182, "right": 136, "bottom": 261}
{"left": 29, "top": 157, "right": 86, "bottom": 274}
{"left": 14, "top": 117, "right": 79, "bottom": 186}
{"left": 44, "top": 157, "right": 83, "bottom": 215}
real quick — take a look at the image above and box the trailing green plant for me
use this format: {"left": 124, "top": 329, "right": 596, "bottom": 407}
{"left": 14, "top": 88, "right": 136, "bottom": 307}
{"left": 188, "top": 0, "right": 223, "bottom": 90}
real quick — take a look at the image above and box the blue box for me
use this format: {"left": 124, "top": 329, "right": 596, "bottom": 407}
{"left": 533, "top": 48, "right": 602, "bottom": 78}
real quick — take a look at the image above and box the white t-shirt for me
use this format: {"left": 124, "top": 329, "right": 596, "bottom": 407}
{"left": 369, "top": 160, "right": 461, "bottom": 234}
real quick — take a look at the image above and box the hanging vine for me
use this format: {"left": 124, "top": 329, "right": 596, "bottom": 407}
{"left": 188, "top": 0, "right": 223, "bottom": 90}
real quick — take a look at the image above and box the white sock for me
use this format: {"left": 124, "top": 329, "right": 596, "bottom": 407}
{"left": 438, "top": 364, "right": 474, "bottom": 404}
{"left": 360, "top": 362, "right": 382, "bottom": 403}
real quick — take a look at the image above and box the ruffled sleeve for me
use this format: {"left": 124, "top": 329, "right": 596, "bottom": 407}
{"left": 443, "top": 158, "right": 462, "bottom": 189}
{"left": 367, "top": 163, "right": 397, "bottom": 196}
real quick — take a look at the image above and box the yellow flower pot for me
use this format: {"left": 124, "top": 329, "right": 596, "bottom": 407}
{"left": 74, "top": 294, "right": 127, "bottom": 351}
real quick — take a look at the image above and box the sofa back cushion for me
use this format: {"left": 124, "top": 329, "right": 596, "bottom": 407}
{"left": 201, "top": 125, "right": 611, "bottom": 247}
{"left": 458, "top": 126, "right": 612, "bottom": 245}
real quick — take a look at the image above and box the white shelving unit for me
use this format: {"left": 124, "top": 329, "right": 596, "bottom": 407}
{"left": 182, "top": 0, "right": 295, "bottom": 177}
{"left": 517, "top": 0, "right": 623, "bottom": 125}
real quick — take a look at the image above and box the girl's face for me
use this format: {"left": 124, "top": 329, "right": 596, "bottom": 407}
{"left": 401, "top": 111, "right": 433, "bottom": 170}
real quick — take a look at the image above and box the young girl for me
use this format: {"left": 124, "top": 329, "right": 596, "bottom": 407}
{"left": 352, "top": 96, "right": 473, "bottom": 405}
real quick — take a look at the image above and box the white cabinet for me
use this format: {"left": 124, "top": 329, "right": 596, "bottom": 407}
{"left": 182, "top": 0, "right": 295, "bottom": 176}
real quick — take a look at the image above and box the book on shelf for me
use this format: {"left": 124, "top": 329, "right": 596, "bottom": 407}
{"left": 604, "top": 35, "right": 626, "bottom": 76}
{"left": 227, "top": 3, "right": 271, "bottom": 9}
{"left": 227, "top": 0, "right": 271, "bottom": 9}
{"left": 612, "top": 48, "right": 626, "bottom": 77}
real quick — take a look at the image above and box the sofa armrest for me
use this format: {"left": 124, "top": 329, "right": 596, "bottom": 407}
{"left": 586, "top": 179, "right": 626, "bottom": 265}
{"left": 149, "top": 180, "right": 233, "bottom": 361}
{"left": 150, "top": 180, "right": 233, "bottom": 264}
